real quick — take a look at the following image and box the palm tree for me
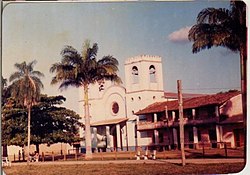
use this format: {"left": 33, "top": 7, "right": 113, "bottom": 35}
{"left": 9, "top": 60, "right": 44, "bottom": 163}
{"left": 188, "top": 0, "right": 246, "bottom": 157}
{"left": 1, "top": 76, "right": 8, "bottom": 157}
{"left": 50, "top": 40, "right": 121, "bottom": 159}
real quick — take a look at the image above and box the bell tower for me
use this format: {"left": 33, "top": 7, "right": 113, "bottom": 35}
{"left": 125, "top": 55, "right": 164, "bottom": 117}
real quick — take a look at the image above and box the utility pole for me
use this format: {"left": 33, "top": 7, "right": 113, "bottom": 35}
{"left": 177, "top": 80, "right": 186, "bottom": 166}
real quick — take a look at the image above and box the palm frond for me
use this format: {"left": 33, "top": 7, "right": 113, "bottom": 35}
{"left": 30, "top": 76, "right": 44, "bottom": 89}
{"left": 50, "top": 63, "right": 60, "bottom": 73}
{"left": 9, "top": 60, "right": 44, "bottom": 106}
{"left": 31, "top": 70, "right": 44, "bottom": 78}
{"left": 27, "top": 60, "right": 37, "bottom": 72}
{"left": 98, "top": 55, "right": 119, "bottom": 66}
{"left": 197, "top": 8, "right": 231, "bottom": 24}
{"left": 89, "top": 43, "right": 98, "bottom": 60}
{"left": 189, "top": 22, "right": 240, "bottom": 53}
{"left": 58, "top": 79, "right": 82, "bottom": 91}
{"left": 9, "top": 72, "right": 23, "bottom": 82}
{"left": 61, "top": 45, "right": 82, "bottom": 65}
{"left": 51, "top": 76, "right": 59, "bottom": 85}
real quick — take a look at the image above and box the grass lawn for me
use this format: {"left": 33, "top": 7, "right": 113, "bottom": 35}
{"left": 3, "top": 162, "right": 245, "bottom": 175}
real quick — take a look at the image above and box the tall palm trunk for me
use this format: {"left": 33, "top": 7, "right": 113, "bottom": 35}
{"left": 84, "top": 84, "right": 92, "bottom": 159}
{"left": 240, "top": 46, "right": 247, "bottom": 160}
{"left": 27, "top": 104, "right": 31, "bottom": 164}
{"left": 2, "top": 144, "right": 8, "bottom": 157}
{"left": 2, "top": 113, "right": 8, "bottom": 157}
{"left": 36, "top": 144, "right": 40, "bottom": 154}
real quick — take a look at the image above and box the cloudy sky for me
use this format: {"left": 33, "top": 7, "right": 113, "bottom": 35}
{"left": 2, "top": 1, "right": 244, "bottom": 115}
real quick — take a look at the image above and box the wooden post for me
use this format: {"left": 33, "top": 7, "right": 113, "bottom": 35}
{"left": 224, "top": 142, "right": 228, "bottom": 157}
{"left": 42, "top": 152, "right": 45, "bottom": 162}
{"left": 52, "top": 151, "right": 54, "bottom": 162}
{"left": 177, "top": 80, "right": 186, "bottom": 166}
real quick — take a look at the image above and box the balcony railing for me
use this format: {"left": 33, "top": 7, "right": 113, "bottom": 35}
{"left": 137, "top": 121, "right": 166, "bottom": 130}
{"left": 137, "top": 117, "right": 219, "bottom": 130}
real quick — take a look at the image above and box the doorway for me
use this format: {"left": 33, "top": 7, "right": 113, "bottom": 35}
{"left": 209, "top": 129, "right": 217, "bottom": 148}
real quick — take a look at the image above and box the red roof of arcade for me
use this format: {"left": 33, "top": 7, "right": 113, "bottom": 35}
{"left": 135, "top": 91, "right": 241, "bottom": 115}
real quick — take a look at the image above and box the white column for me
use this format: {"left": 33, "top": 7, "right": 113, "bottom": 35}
{"left": 216, "top": 125, "right": 223, "bottom": 148}
{"left": 106, "top": 126, "right": 111, "bottom": 152}
{"left": 219, "top": 126, "right": 223, "bottom": 141}
{"left": 216, "top": 125, "right": 221, "bottom": 142}
{"left": 192, "top": 109, "right": 196, "bottom": 120}
{"left": 172, "top": 111, "right": 176, "bottom": 121}
{"left": 92, "top": 127, "right": 98, "bottom": 152}
{"left": 173, "top": 128, "right": 178, "bottom": 148}
{"left": 165, "top": 106, "right": 168, "bottom": 120}
{"left": 154, "top": 130, "right": 159, "bottom": 144}
{"left": 122, "top": 126, "right": 127, "bottom": 151}
{"left": 215, "top": 106, "right": 219, "bottom": 117}
{"left": 193, "top": 126, "right": 198, "bottom": 149}
{"left": 137, "top": 130, "right": 140, "bottom": 147}
{"left": 154, "top": 113, "right": 157, "bottom": 122}
{"left": 116, "top": 124, "right": 121, "bottom": 151}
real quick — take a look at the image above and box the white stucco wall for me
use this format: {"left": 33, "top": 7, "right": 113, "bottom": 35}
{"left": 88, "top": 84, "right": 126, "bottom": 123}
{"left": 220, "top": 94, "right": 242, "bottom": 117}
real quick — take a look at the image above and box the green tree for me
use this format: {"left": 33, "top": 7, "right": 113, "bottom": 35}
{"left": 188, "top": 1, "right": 246, "bottom": 157}
{"left": 2, "top": 94, "right": 82, "bottom": 154}
{"left": 9, "top": 60, "right": 44, "bottom": 162}
{"left": 2, "top": 106, "right": 26, "bottom": 147}
{"left": 31, "top": 95, "right": 82, "bottom": 153}
{"left": 50, "top": 40, "right": 121, "bottom": 159}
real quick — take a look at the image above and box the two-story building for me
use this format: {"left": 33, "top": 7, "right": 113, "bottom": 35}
{"left": 135, "top": 90, "right": 243, "bottom": 149}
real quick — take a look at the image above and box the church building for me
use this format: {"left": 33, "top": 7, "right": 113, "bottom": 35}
{"left": 87, "top": 55, "right": 166, "bottom": 151}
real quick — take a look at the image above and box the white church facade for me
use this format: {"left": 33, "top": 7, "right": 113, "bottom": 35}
{"left": 86, "top": 55, "right": 166, "bottom": 151}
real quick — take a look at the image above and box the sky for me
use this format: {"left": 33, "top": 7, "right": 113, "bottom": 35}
{"left": 2, "top": 1, "right": 245, "bottom": 115}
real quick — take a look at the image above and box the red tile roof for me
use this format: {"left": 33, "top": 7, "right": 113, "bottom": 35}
{"left": 135, "top": 91, "right": 241, "bottom": 115}
{"left": 164, "top": 92, "right": 208, "bottom": 99}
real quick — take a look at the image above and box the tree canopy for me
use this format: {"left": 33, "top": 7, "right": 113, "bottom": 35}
{"left": 188, "top": 1, "right": 246, "bottom": 54}
{"left": 9, "top": 60, "right": 44, "bottom": 107}
{"left": 50, "top": 40, "right": 121, "bottom": 90}
{"left": 2, "top": 94, "right": 82, "bottom": 152}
